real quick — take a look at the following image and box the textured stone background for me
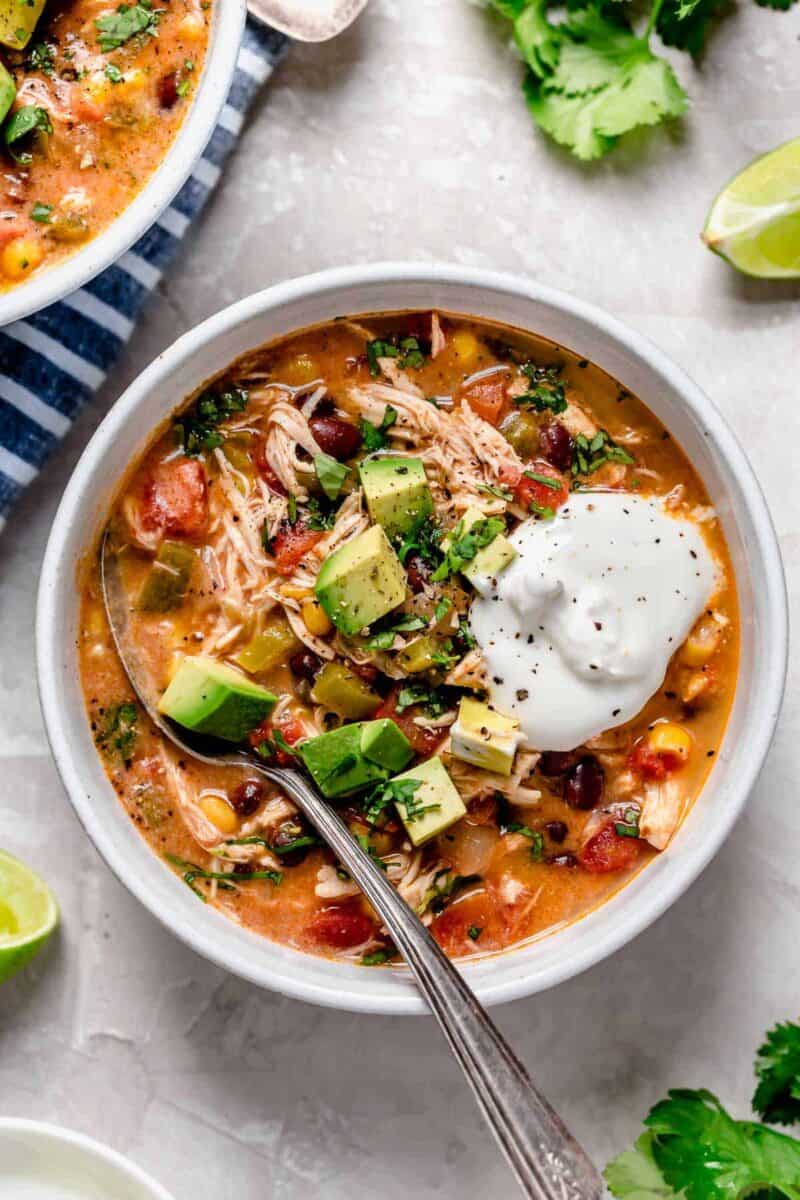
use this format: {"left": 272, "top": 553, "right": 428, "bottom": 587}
{"left": 2, "top": 0, "right": 800, "bottom": 1194}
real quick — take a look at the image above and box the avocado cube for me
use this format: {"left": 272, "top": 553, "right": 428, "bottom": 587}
{"left": 450, "top": 697, "right": 524, "bottom": 777}
{"left": 299, "top": 723, "right": 389, "bottom": 798}
{"left": 360, "top": 719, "right": 413, "bottom": 773}
{"left": 359, "top": 456, "right": 433, "bottom": 540}
{"left": 443, "top": 506, "right": 516, "bottom": 595}
{"left": 315, "top": 525, "right": 407, "bottom": 636}
{"left": 0, "top": 60, "right": 14, "bottom": 122}
{"left": 0, "top": 0, "right": 47, "bottom": 48}
{"left": 158, "top": 656, "right": 277, "bottom": 742}
{"left": 391, "top": 756, "right": 466, "bottom": 847}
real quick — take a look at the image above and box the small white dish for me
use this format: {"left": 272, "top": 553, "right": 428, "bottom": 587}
{"left": 0, "top": 0, "right": 246, "bottom": 328}
{"left": 36, "top": 263, "right": 789, "bottom": 1015}
{"left": 0, "top": 1119, "right": 175, "bottom": 1200}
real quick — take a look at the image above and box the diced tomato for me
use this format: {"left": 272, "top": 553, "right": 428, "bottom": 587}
{"left": 252, "top": 438, "right": 287, "bottom": 495}
{"left": 431, "top": 893, "right": 500, "bottom": 956}
{"left": 511, "top": 460, "right": 569, "bottom": 513}
{"left": 578, "top": 822, "right": 643, "bottom": 874}
{"left": 141, "top": 457, "right": 208, "bottom": 539}
{"left": 373, "top": 690, "right": 444, "bottom": 757}
{"left": 459, "top": 373, "right": 510, "bottom": 426}
{"left": 248, "top": 714, "right": 305, "bottom": 765}
{"left": 270, "top": 521, "right": 323, "bottom": 576}
{"left": 307, "top": 902, "right": 375, "bottom": 950}
{"left": 628, "top": 741, "right": 681, "bottom": 782}
{"left": 0, "top": 220, "right": 25, "bottom": 248}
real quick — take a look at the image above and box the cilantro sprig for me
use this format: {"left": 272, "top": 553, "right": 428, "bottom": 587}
{"left": 360, "top": 404, "right": 398, "bottom": 451}
{"left": 606, "top": 1019, "right": 800, "bottom": 1200}
{"left": 479, "top": 0, "right": 793, "bottom": 161}
{"left": 362, "top": 777, "right": 423, "bottom": 825}
{"left": 431, "top": 516, "right": 505, "bottom": 582}
{"left": 95, "top": 0, "right": 161, "bottom": 52}
{"left": 366, "top": 336, "right": 426, "bottom": 378}
{"left": 572, "top": 430, "right": 634, "bottom": 478}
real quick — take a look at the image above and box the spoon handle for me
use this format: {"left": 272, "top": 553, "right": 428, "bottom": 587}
{"left": 262, "top": 768, "right": 604, "bottom": 1200}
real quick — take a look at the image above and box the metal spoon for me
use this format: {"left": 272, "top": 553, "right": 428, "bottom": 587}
{"left": 101, "top": 530, "right": 604, "bottom": 1200}
{"left": 245, "top": 0, "right": 369, "bottom": 41}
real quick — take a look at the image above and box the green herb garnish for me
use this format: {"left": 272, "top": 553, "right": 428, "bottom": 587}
{"left": 468, "top": 925, "right": 483, "bottom": 941}
{"left": 424, "top": 870, "right": 482, "bottom": 915}
{"left": 95, "top": 0, "right": 161, "bottom": 51}
{"left": 434, "top": 597, "right": 453, "bottom": 623}
{"left": 366, "top": 336, "right": 426, "bottom": 378}
{"left": 30, "top": 202, "right": 52, "bottom": 223}
{"left": 477, "top": 482, "right": 514, "bottom": 502}
{"left": 105, "top": 62, "right": 124, "bottom": 82}
{"left": 363, "top": 777, "right": 423, "bottom": 825}
{"left": 313, "top": 453, "right": 349, "bottom": 501}
{"left": 572, "top": 430, "right": 635, "bottom": 478}
{"left": 524, "top": 470, "right": 561, "bottom": 490}
{"left": 360, "top": 404, "right": 398, "bottom": 451}
{"left": 27, "top": 42, "right": 55, "bottom": 76}
{"left": 398, "top": 516, "right": 444, "bottom": 568}
{"left": 174, "top": 384, "right": 248, "bottom": 456}
{"left": 304, "top": 495, "right": 339, "bottom": 531}
{"left": 95, "top": 701, "right": 138, "bottom": 763}
{"left": 431, "top": 516, "right": 505, "bottom": 582}
{"left": 362, "top": 948, "right": 394, "bottom": 965}
{"left": 515, "top": 364, "right": 567, "bottom": 414}
{"left": 366, "top": 612, "right": 427, "bottom": 651}
{"left": 4, "top": 107, "right": 53, "bottom": 165}
{"left": 754, "top": 1023, "right": 800, "bottom": 1126}
{"left": 165, "top": 853, "right": 281, "bottom": 900}
{"left": 615, "top": 806, "right": 641, "bottom": 839}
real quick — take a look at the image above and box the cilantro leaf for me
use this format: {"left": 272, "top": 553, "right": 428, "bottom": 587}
{"left": 646, "top": 1089, "right": 800, "bottom": 1200}
{"left": 360, "top": 404, "right": 398, "bottom": 451}
{"left": 431, "top": 516, "right": 505, "bottom": 582}
{"left": 4, "top": 106, "right": 53, "bottom": 165}
{"left": 174, "top": 384, "right": 248, "bottom": 456}
{"left": 754, "top": 1022, "right": 800, "bottom": 1126}
{"left": 313, "top": 453, "right": 349, "bottom": 500}
{"left": 605, "top": 1132, "right": 678, "bottom": 1200}
{"left": 512, "top": 0, "right": 561, "bottom": 77}
{"left": 572, "top": 429, "right": 634, "bottom": 477}
{"left": 95, "top": 701, "right": 138, "bottom": 763}
{"left": 366, "top": 336, "right": 426, "bottom": 378}
{"left": 95, "top": 1, "right": 160, "bottom": 51}
{"left": 362, "top": 778, "right": 423, "bottom": 825}
{"left": 656, "top": 0, "right": 728, "bottom": 54}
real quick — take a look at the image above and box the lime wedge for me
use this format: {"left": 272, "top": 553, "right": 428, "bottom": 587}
{"left": 0, "top": 850, "right": 58, "bottom": 983}
{"left": 703, "top": 137, "right": 800, "bottom": 278}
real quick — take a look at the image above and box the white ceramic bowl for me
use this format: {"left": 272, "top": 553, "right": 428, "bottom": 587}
{"left": 0, "top": 1118, "right": 175, "bottom": 1199}
{"left": 0, "top": 0, "right": 246, "bottom": 328}
{"left": 36, "top": 264, "right": 789, "bottom": 1015}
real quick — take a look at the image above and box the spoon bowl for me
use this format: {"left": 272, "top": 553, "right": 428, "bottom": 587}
{"left": 246, "top": 0, "right": 369, "bottom": 41}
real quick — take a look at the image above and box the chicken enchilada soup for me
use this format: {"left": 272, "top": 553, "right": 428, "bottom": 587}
{"left": 80, "top": 312, "right": 738, "bottom": 964}
{"left": 0, "top": 0, "right": 211, "bottom": 289}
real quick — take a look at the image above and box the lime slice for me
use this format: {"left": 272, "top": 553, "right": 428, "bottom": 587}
{"left": 703, "top": 137, "right": 800, "bottom": 278}
{"left": 0, "top": 850, "right": 58, "bottom": 984}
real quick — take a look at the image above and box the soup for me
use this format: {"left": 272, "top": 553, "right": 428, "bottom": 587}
{"left": 79, "top": 311, "right": 738, "bottom": 965}
{"left": 0, "top": 0, "right": 211, "bottom": 289}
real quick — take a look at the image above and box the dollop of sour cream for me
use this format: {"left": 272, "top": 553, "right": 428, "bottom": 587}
{"left": 469, "top": 492, "right": 719, "bottom": 751}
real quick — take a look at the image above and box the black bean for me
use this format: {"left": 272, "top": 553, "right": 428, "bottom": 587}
{"left": 539, "top": 421, "right": 574, "bottom": 472}
{"left": 539, "top": 750, "right": 577, "bottom": 777}
{"left": 545, "top": 820, "right": 568, "bottom": 844}
{"left": 563, "top": 756, "right": 605, "bottom": 810}
{"left": 290, "top": 649, "right": 321, "bottom": 682}
{"left": 230, "top": 780, "right": 264, "bottom": 817}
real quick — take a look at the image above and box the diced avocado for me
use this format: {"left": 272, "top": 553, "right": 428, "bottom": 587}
{"left": 299, "top": 723, "right": 388, "bottom": 799}
{"left": 235, "top": 618, "right": 299, "bottom": 674}
{"left": 391, "top": 756, "right": 467, "bottom": 847}
{"left": 359, "top": 456, "right": 433, "bottom": 540}
{"left": 158, "top": 656, "right": 277, "bottom": 742}
{"left": 315, "top": 525, "right": 406, "bottom": 636}
{"left": 360, "top": 719, "right": 413, "bottom": 773}
{"left": 450, "top": 697, "right": 524, "bottom": 777}
{"left": 311, "top": 662, "right": 381, "bottom": 719}
{"left": 442, "top": 506, "right": 516, "bottom": 595}
{"left": 0, "top": 61, "right": 14, "bottom": 122}
{"left": 0, "top": 0, "right": 47, "bottom": 49}
{"left": 137, "top": 541, "right": 196, "bottom": 613}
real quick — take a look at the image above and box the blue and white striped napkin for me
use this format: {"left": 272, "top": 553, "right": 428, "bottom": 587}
{"left": 0, "top": 20, "right": 287, "bottom": 533}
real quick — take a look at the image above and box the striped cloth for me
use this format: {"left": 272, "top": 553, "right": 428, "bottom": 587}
{"left": 0, "top": 19, "right": 287, "bottom": 534}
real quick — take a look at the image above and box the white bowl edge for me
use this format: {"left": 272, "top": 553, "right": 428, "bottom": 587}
{"left": 0, "top": 0, "right": 246, "bottom": 328}
{"left": 0, "top": 1118, "right": 176, "bottom": 1200}
{"left": 35, "top": 263, "right": 790, "bottom": 1015}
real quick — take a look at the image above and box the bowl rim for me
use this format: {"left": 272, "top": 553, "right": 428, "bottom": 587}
{"left": 36, "top": 262, "right": 789, "bottom": 1014}
{"left": 0, "top": 0, "right": 246, "bottom": 329}
{"left": 0, "top": 1117, "right": 176, "bottom": 1199}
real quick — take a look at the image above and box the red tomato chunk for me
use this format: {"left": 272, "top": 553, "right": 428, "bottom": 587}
{"left": 578, "top": 823, "right": 643, "bottom": 874}
{"left": 270, "top": 522, "right": 323, "bottom": 576}
{"left": 141, "top": 458, "right": 208, "bottom": 538}
{"left": 307, "top": 903, "right": 375, "bottom": 950}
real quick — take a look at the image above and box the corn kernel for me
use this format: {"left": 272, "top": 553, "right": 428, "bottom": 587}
{"left": 648, "top": 722, "right": 692, "bottom": 763}
{"left": 178, "top": 11, "right": 206, "bottom": 40}
{"left": 200, "top": 794, "right": 239, "bottom": 835}
{"left": 2, "top": 237, "right": 44, "bottom": 280}
{"left": 302, "top": 598, "right": 333, "bottom": 637}
{"left": 280, "top": 583, "right": 311, "bottom": 600}
{"left": 451, "top": 331, "right": 481, "bottom": 369}
{"left": 682, "top": 615, "right": 722, "bottom": 667}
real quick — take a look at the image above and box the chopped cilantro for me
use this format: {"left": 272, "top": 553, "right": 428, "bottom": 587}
{"left": 30, "top": 202, "right": 52, "bottom": 223}
{"left": 360, "top": 404, "right": 398, "bottom": 451}
{"left": 105, "top": 62, "right": 124, "bottom": 83}
{"left": 96, "top": 701, "right": 138, "bottom": 763}
{"left": 434, "top": 597, "right": 452, "bottom": 623}
{"left": 362, "top": 948, "right": 394, "bottom": 965}
{"left": 95, "top": 1, "right": 161, "bottom": 52}
{"left": 615, "top": 806, "right": 641, "bottom": 839}
{"left": 366, "top": 612, "right": 427, "bottom": 651}
{"left": 165, "top": 853, "right": 281, "bottom": 900}
{"left": 431, "top": 516, "right": 505, "bottom": 582}
{"left": 27, "top": 42, "right": 55, "bottom": 76}
{"left": 477, "top": 482, "right": 514, "bottom": 502}
{"left": 313, "top": 453, "right": 349, "bottom": 501}
{"left": 362, "top": 777, "right": 423, "bottom": 825}
{"left": 366, "top": 336, "right": 426, "bottom": 378}
{"left": 304, "top": 495, "right": 339, "bottom": 531}
{"left": 507, "top": 822, "right": 545, "bottom": 860}
{"left": 468, "top": 925, "right": 483, "bottom": 941}
{"left": 515, "top": 365, "right": 567, "bottom": 413}
{"left": 395, "top": 683, "right": 451, "bottom": 717}
{"left": 4, "top": 106, "right": 53, "bottom": 165}
{"left": 254, "top": 728, "right": 300, "bottom": 760}
{"left": 423, "top": 870, "right": 482, "bottom": 916}
{"left": 398, "top": 517, "right": 444, "bottom": 568}
{"left": 524, "top": 470, "right": 561, "bottom": 490}
{"left": 174, "top": 384, "right": 248, "bottom": 456}
{"left": 572, "top": 430, "right": 634, "bottom": 478}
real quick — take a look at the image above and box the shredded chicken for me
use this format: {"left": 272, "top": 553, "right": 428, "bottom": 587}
{"left": 640, "top": 778, "right": 684, "bottom": 850}
{"left": 265, "top": 400, "right": 323, "bottom": 499}
{"left": 431, "top": 312, "right": 446, "bottom": 359}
